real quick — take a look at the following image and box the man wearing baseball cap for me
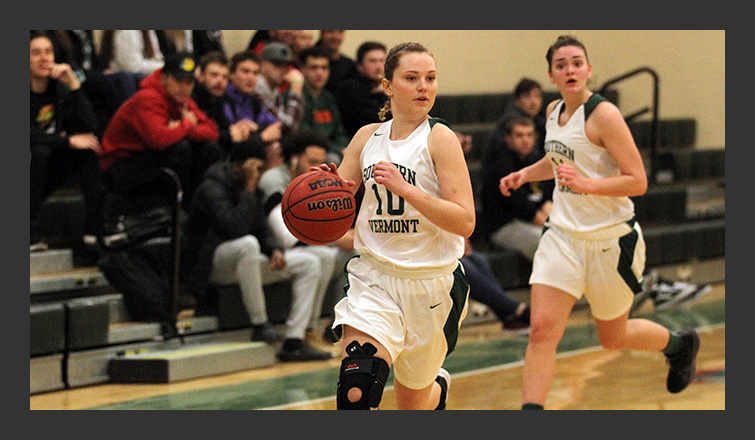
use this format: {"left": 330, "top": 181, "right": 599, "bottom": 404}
{"left": 100, "top": 51, "right": 221, "bottom": 210}
{"left": 255, "top": 42, "right": 305, "bottom": 135}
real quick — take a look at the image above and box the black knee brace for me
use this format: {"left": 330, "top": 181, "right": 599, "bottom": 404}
{"left": 337, "top": 341, "right": 390, "bottom": 410}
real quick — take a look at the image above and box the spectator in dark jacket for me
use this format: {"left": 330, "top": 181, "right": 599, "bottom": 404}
{"left": 479, "top": 116, "right": 552, "bottom": 261}
{"left": 180, "top": 140, "right": 333, "bottom": 362}
{"left": 30, "top": 31, "right": 103, "bottom": 251}
{"left": 192, "top": 30, "right": 226, "bottom": 59}
{"left": 193, "top": 51, "right": 262, "bottom": 160}
{"left": 331, "top": 41, "right": 387, "bottom": 138}
{"left": 487, "top": 77, "right": 547, "bottom": 160}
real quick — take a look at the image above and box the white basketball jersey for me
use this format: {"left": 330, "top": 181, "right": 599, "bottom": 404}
{"left": 544, "top": 95, "right": 635, "bottom": 232}
{"left": 354, "top": 118, "right": 464, "bottom": 272}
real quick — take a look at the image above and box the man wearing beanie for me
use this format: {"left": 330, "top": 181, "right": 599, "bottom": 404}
{"left": 180, "top": 140, "right": 333, "bottom": 361}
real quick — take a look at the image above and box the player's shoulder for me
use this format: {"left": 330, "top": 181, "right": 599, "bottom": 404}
{"left": 356, "top": 122, "right": 383, "bottom": 137}
{"left": 428, "top": 117, "right": 456, "bottom": 141}
{"left": 545, "top": 99, "right": 562, "bottom": 117}
{"left": 586, "top": 94, "right": 622, "bottom": 122}
{"left": 353, "top": 122, "right": 384, "bottom": 145}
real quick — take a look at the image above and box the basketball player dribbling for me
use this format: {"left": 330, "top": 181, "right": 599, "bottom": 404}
{"left": 315, "top": 42, "right": 475, "bottom": 410}
{"left": 499, "top": 35, "right": 701, "bottom": 410}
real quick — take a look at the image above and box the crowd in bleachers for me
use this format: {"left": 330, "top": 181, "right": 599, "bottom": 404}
{"left": 31, "top": 30, "right": 710, "bottom": 364}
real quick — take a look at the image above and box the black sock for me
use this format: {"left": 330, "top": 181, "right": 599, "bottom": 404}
{"left": 522, "top": 403, "right": 544, "bottom": 410}
{"left": 283, "top": 338, "right": 303, "bottom": 351}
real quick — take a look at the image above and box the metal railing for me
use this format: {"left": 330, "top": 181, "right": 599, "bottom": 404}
{"left": 598, "top": 67, "right": 660, "bottom": 182}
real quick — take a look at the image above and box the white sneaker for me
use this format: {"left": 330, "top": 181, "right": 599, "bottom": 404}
{"left": 653, "top": 279, "right": 712, "bottom": 311}
{"left": 435, "top": 368, "right": 451, "bottom": 410}
{"left": 30, "top": 240, "right": 49, "bottom": 252}
{"left": 631, "top": 270, "right": 658, "bottom": 314}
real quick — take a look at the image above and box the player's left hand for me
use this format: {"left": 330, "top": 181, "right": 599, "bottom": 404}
{"left": 373, "top": 161, "right": 408, "bottom": 196}
{"left": 555, "top": 164, "right": 587, "bottom": 193}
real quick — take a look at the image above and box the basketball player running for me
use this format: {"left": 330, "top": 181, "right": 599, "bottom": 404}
{"left": 500, "top": 35, "right": 700, "bottom": 410}
{"left": 316, "top": 42, "right": 475, "bottom": 410}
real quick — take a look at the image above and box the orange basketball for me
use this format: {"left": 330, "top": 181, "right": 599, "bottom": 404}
{"left": 281, "top": 170, "right": 356, "bottom": 245}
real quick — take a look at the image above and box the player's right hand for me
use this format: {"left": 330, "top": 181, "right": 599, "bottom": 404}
{"left": 311, "top": 163, "right": 357, "bottom": 189}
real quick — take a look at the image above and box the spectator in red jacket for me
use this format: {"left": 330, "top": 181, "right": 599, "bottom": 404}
{"left": 99, "top": 51, "right": 221, "bottom": 210}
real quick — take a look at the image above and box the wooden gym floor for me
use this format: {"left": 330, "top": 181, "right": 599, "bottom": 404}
{"left": 30, "top": 283, "right": 725, "bottom": 410}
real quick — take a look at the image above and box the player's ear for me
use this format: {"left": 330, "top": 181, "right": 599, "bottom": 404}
{"left": 382, "top": 77, "right": 392, "bottom": 97}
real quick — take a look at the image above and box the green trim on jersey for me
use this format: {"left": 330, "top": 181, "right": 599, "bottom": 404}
{"left": 618, "top": 219, "right": 642, "bottom": 294}
{"left": 429, "top": 117, "right": 451, "bottom": 130}
{"left": 443, "top": 263, "right": 470, "bottom": 356}
{"left": 584, "top": 93, "right": 609, "bottom": 119}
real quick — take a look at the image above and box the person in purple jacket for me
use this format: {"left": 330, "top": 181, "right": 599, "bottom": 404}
{"left": 223, "top": 50, "right": 284, "bottom": 171}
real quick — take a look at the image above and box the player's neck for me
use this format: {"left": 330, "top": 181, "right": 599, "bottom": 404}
{"left": 390, "top": 114, "right": 427, "bottom": 141}
{"left": 561, "top": 90, "right": 592, "bottom": 112}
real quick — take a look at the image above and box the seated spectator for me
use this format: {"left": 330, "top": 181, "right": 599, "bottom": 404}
{"left": 258, "top": 130, "right": 342, "bottom": 353}
{"left": 291, "top": 46, "right": 350, "bottom": 164}
{"left": 223, "top": 50, "right": 284, "bottom": 170}
{"left": 99, "top": 30, "right": 165, "bottom": 99}
{"left": 247, "top": 30, "right": 297, "bottom": 55}
{"left": 43, "top": 30, "right": 125, "bottom": 133}
{"left": 316, "top": 30, "right": 357, "bottom": 94}
{"left": 255, "top": 42, "right": 305, "bottom": 135}
{"left": 331, "top": 41, "right": 387, "bottom": 138}
{"left": 99, "top": 51, "right": 221, "bottom": 209}
{"left": 156, "top": 30, "right": 194, "bottom": 58}
{"left": 462, "top": 238, "right": 530, "bottom": 331}
{"left": 192, "top": 30, "right": 226, "bottom": 58}
{"left": 180, "top": 140, "right": 333, "bottom": 362}
{"left": 247, "top": 30, "right": 270, "bottom": 53}
{"left": 30, "top": 31, "right": 103, "bottom": 251}
{"left": 479, "top": 116, "right": 552, "bottom": 261}
{"left": 291, "top": 30, "right": 315, "bottom": 67}
{"left": 488, "top": 77, "right": 547, "bottom": 159}
{"left": 193, "top": 51, "right": 258, "bottom": 159}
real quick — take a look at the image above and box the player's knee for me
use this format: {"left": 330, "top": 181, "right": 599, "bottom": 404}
{"left": 528, "top": 317, "right": 561, "bottom": 345}
{"left": 337, "top": 341, "right": 390, "bottom": 410}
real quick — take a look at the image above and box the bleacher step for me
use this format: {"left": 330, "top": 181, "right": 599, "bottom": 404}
{"left": 30, "top": 354, "right": 65, "bottom": 395}
{"left": 30, "top": 249, "right": 74, "bottom": 276}
{"left": 108, "top": 341, "right": 276, "bottom": 384}
{"left": 30, "top": 268, "right": 109, "bottom": 295}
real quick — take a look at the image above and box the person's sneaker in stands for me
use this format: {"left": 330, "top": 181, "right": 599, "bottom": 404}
{"left": 30, "top": 239, "right": 49, "bottom": 252}
{"left": 503, "top": 304, "right": 531, "bottom": 331}
{"left": 631, "top": 270, "right": 659, "bottom": 314}
{"left": 277, "top": 339, "right": 334, "bottom": 362}
{"left": 251, "top": 322, "right": 284, "bottom": 343}
{"left": 652, "top": 278, "right": 712, "bottom": 311}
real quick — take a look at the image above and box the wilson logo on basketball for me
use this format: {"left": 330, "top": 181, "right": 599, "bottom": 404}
{"left": 307, "top": 197, "right": 353, "bottom": 213}
{"left": 308, "top": 178, "right": 344, "bottom": 191}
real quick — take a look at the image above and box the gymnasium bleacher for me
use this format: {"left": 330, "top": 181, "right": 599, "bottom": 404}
{"left": 30, "top": 83, "right": 725, "bottom": 395}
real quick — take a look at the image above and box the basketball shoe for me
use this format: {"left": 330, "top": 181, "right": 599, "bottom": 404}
{"left": 665, "top": 328, "right": 700, "bottom": 393}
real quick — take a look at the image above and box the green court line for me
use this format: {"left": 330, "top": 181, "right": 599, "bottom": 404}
{"left": 90, "top": 299, "right": 724, "bottom": 410}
